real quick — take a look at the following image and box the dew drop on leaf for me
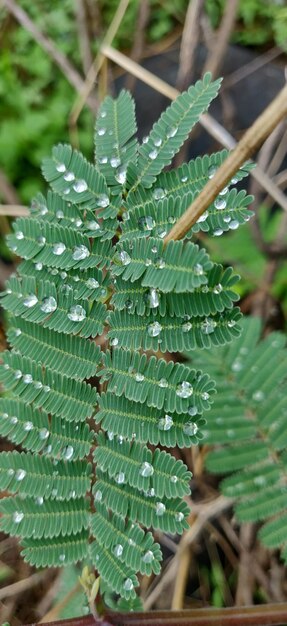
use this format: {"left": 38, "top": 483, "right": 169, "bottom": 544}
{"left": 40, "top": 297, "right": 57, "bottom": 313}
{"left": 183, "top": 421, "right": 198, "bottom": 436}
{"left": 147, "top": 321, "right": 162, "bottom": 337}
{"left": 64, "top": 171, "right": 75, "bottom": 182}
{"left": 73, "top": 180, "right": 88, "bottom": 193}
{"left": 215, "top": 198, "right": 227, "bottom": 210}
{"left": 115, "top": 472, "right": 125, "bottom": 484}
{"left": 123, "top": 578, "right": 134, "bottom": 591}
{"left": 114, "top": 544, "right": 123, "bottom": 557}
{"left": 67, "top": 305, "right": 86, "bottom": 322}
{"left": 152, "top": 187, "right": 166, "bottom": 200}
{"left": 148, "top": 149, "right": 158, "bottom": 160}
{"left": 142, "top": 550, "right": 154, "bottom": 563}
{"left": 72, "top": 245, "right": 90, "bottom": 261}
{"left": 110, "top": 156, "right": 121, "bottom": 168}
{"left": 23, "top": 374, "right": 33, "bottom": 384}
{"left": 13, "top": 511, "right": 24, "bottom": 523}
{"left": 140, "top": 462, "right": 154, "bottom": 477}
{"left": 56, "top": 163, "right": 66, "bottom": 173}
{"left": 23, "top": 294, "right": 38, "bottom": 308}
{"left": 86, "top": 277, "right": 99, "bottom": 289}
{"left": 158, "top": 415, "right": 173, "bottom": 431}
{"left": 95, "top": 490, "right": 102, "bottom": 502}
{"left": 176, "top": 381, "right": 193, "bottom": 398}
{"left": 63, "top": 445, "right": 74, "bottom": 460}
{"left": 166, "top": 126, "right": 178, "bottom": 138}
{"left": 15, "top": 469, "right": 26, "bottom": 481}
{"left": 155, "top": 502, "right": 166, "bottom": 516}
{"left": 175, "top": 511, "right": 184, "bottom": 522}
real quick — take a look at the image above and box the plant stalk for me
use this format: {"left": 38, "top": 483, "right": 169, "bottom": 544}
{"left": 164, "top": 83, "right": 287, "bottom": 243}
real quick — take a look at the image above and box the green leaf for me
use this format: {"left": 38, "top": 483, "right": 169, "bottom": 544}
{"left": 126, "top": 73, "right": 221, "bottom": 191}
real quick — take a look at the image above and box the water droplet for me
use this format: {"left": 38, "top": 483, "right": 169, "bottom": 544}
{"left": 149, "top": 149, "right": 158, "bottom": 160}
{"left": 152, "top": 188, "right": 166, "bottom": 200}
{"left": 171, "top": 475, "right": 178, "bottom": 483}
{"left": 34, "top": 381, "right": 43, "bottom": 390}
{"left": 227, "top": 319, "right": 236, "bottom": 328}
{"left": 213, "top": 284, "right": 223, "bottom": 294}
{"left": 110, "top": 156, "right": 121, "bottom": 168}
{"left": 68, "top": 305, "right": 86, "bottom": 322}
{"left": 23, "top": 294, "right": 38, "bottom": 308}
{"left": 201, "top": 317, "right": 217, "bottom": 334}
{"left": 229, "top": 220, "right": 239, "bottom": 230}
{"left": 142, "top": 136, "right": 148, "bottom": 144}
{"left": 23, "top": 374, "right": 33, "bottom": 384}
{"left": 183, "top": 421, "right": 198, "bottom": 436}
{"left": 10, "top": 416, "right": 18, "bottom": 424}
{"left": 138, "top": 216, "right": 155, "bottom": 231}
{"left": 56, "top": 163, "right": 66, "bottom": 173}
{"left": 145, "top": 259, "right": 152, "bottom": 266}
{"left": 232, "top": 359, "right": 243, "bottom": 372}
{"left": 96, "top": 194, "right": 110, "bottom": 208}
{"left": 114, "top": 250, "right": 131, "bottom": 266}
{"left": 63, "top": 188, "right": 70, "bottom": 195}
{"left": 107, "top": 431, "right": 114, "bottom": 441}
{"left": 86, "top": 277, "right": 99, "bottom": 289}
{"left": 100, "top": 110, "right": 107, "bottom": 118}
{"left": 72, "top": 245, "right": 90, "bottom": 261}
{"left": 201, "top": 391, "right": 210, "bottom": 401}
{"left": 63, "top": 171, "right": 75, "bottom": 182}
{"left": 15, "top": 230, "right": 24, "bottom": 240}
{"left": 59, "top": 553, "right": 66, "bottom": 562}
{"left": 197, "top": 211, "right": 209, "bottom": 223}
{"left": 147, "top": 321, "right": 162, "bottom": 337}
{"left": 254, "top": 475, "right": 266, "bottom": 486}
{"left": 123, "top": 578, "right": 134, "bottom": 591}
{"left": 188, "top": 406, "right": 198, "bottom": 418}
{"left": 135, "top": 372, "right": 145, "bottom": 382}
{"left": 175, "top": 511, "right": 184, "bottom": 522}
{"left": 87, "top": 220, "right": 101, "bottom": 232}
{"left": 13, "top": 511, "right": 24, "bottom": 523}
{"left": 154, "top": 226, "right": 167, "bottom": 239}
{"left": 153, "top": 136, "right": 162, "bottom": 147}
{"left": 75, "top": 218, "right": 83, "bottom": 228}
{"left": 155, "top": 257, "right": 165, "bottom": 269}
{"left": 114, "top": 544, "right": 123, "bottom": 557}
{"left": 36, "top": 496, "right": 44, "bottom": 505}
{"left": 24, "top": 421, "right": 33, "bottom": 431}
{"left": 97, "top": 127, "right": 106, "bottom": 136}
{"left": 182, "top": 322, "right": 192, "bottom": 332}
{"left": 151, "top": 246, "right": 158, "bottom": 254}
{"left": 158, "top": 378, "right": 168, "bottom": 388}
{"left": 39, "top": 428, "right": 49, "bottom": 440}
{"left": 176, "top": 381, "right": 193, "bottom": 398}
{"left": 166, "top": 126, "right": 178, "bottom": 138}
{"left": 142, "top": 550, "right": 154, "bottom": 564}
{"left": 15, "top": 469, "right": 26, "bottom": 481}
{"left": 213, "top": 228, "right": 223, "bottom": 236}
{"left": 56, "top": 210, "right": 64, "bottom": 219}
{"left": 215, "top": 198, "right": 226, "bottom": 210}
{"left": 145, "top": 288, "right": 160, "bottom": 309}
{"left": 231, "top": 176, "right": 238, "bottom": 184}
{"left": 208, "top": 166, "right": 217, "bottom": 179}
{"left": 63, "top": 445, "right": 74, "bottom": 460}
{"left": 3, "top": 363, "right": 9, "bottom": 370}
{"left": 110, "top": 337, "right": 119, "bottom": 347}
{"left": 181, "top": 176, "right": 188, "bottom": 183}
{"left": 95, "top": 490, "right": 102, "bottom": 502}
{"left": 118, "top": 435, "right": 124, "bottom": 444}
{"left": 252, "top": 390, "right": 265, "bottom": 402}
{"left": 140, "top": 462, "right": 154, "bottom": 477}
{"left": 43, "top": 385, "right": 50, "bottom": 393}
{"left": 115, "top": 166, "right": 127, "bottom": 185}
{"left": 73, "top": 180, "right": 88, "bottom": 193}
{"left": 40, "top": 296, "right": 57, "bottom": 313}
{"left": 115, "top": 472, "right": 125, "bottom": 484}
{"left": 155, "top": 502, "right": 166, "bottom": 516}
{"left": 158, "top": 415, "right": 173, "bottom": 431}
{"left": 52, "top": 242, "right": 66, "bottom": 256}
{"left": 219, "top": 186, "right": 228, "bottom": 196}
{"left": 14, "top": 370, "right": 22, "bottom": 380}
{"left": 124, "top": 299, "right": 133, "bottom": 310}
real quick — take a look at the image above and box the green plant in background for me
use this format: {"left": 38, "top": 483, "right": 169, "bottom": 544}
{"left": 189, "top": 317, "right": 287, "bottom": 564}
{"left": 0, "top": 75, "right": 256, "bottom": 610}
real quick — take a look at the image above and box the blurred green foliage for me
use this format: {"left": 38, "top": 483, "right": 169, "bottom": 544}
{"left": 0, "top": 0, "right": 286, "bottom": 204}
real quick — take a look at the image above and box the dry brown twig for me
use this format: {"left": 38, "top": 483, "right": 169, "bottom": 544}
{"left": 125, "top": 0, "right": 150, "bottom": 92}
{"left": 176, "top": 0, "right": 205, "bottom": 91}
{"left": 203, "top": 0, "right": 240, "bottom": 79}
{"left": 75, "top": 0, "right": 93, "bottom": 76}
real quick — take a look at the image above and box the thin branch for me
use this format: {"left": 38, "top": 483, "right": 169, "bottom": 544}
{"left": 223, "top": 46, "right": 284, "bottom": 90}
{"left": 0, "top": 569, "right": 48, "bottom": 601}
{"left": 2, "top": 0, "right": 96, "bottom": 109}
{"left": 125, "top": 0, "right": 150, "bottom": 91}
{"left": 176, "top": 0, "right": 205, "bottom": 90}
{"left": 165, "top": 82, "right": 287, "bottom": 243}
{"left": 69, "top": 0, "right": 131, "bottom": 128}
{"left": 0, "top": 205, "right": 29, "bottom": 216}
{"left": 101, "top": 44, "right": 287, "bottom": 214}
{"left": 203, "top": 0, "right": 240, "bottom": 78}
{"left": 75, "top": 0, "right": 93, "bottom": 76}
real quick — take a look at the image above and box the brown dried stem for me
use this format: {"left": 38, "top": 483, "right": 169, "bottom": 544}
{"left": 203, "top": 0, "right": 240, "bottom": 78}
{"left": 176, "top": 0, "right": 205, "bottom": 90}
